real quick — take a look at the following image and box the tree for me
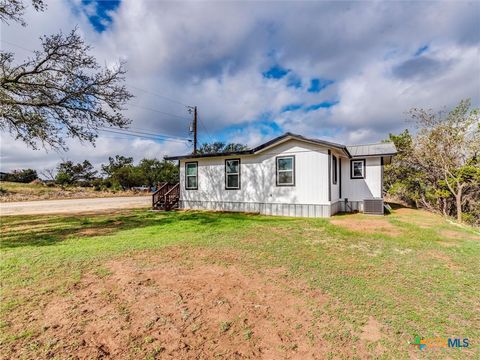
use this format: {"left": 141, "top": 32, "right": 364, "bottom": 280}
{"left": 110, "top": 166, "right": 143, "bottom": 190}
{"left": 137, "top": 158, "right": 162, "bottom": 188}
{"left": 0, "top": 0, "right": 44, "bottom": 26}
{"left": 0, "top": 1, "right": 132, "bottom": 150}
{"left": 55, "top": 160, "right": 97, "bottom": 186}
{"left": 386, "top": 99, "right": 480, "bottom": 223}
{"left": 158, "top": 159, "right": 179, "bottom": 184}
{"left": 100, "top": 155, "right": 143, "bottom": 189}
{"left": 5, "top": 168, "right": 37, "bottom": 182}
{"left": 101, "top": 155, "right": 134, "bottom": 177}
{"left": 137, "top": 158, "right": 179, "bottom": 187}
{"left": 409, "top": 99, "right": 479, "bottom": 222}
{"left": 197, "top": 142, "right": 248, "bottom": 154}
{"left": 40, "top": 168, "right": 55, "bottom": 182}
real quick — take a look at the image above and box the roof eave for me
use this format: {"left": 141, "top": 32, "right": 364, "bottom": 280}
{"left": 350, "top": 152, "right": 398, "bottom": 158}
{"left": 165, "top": 132, "right": 357, "bottom": 160}
{"left": 164, "top": 150, "right": 253, "bottom": 161}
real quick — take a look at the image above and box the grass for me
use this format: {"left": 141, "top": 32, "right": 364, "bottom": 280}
{"left": 0, "top": 207, "right": 479, "bottom": 358}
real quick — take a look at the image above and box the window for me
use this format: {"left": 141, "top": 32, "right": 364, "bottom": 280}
{"left": 350, "top": 159, "right": 366, "bottom": 179}
{"left": 276, "top": 156, "right": 295, "bottom": 186}
{"left": 332, "top": 155, "right": 338, "bottom": 184}
{"left": 185, "top": 162, "right": 198, "bottom": 189}
{"left": 225, "top": 159, "right": 240, "bottom": 189}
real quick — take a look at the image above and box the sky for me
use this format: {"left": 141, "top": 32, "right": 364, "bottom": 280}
{"left": 1, "top": 0, "right": 479, "bottom": 173}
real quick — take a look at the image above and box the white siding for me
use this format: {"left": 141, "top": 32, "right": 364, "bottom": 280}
{"left": 340, "top": 156, "right": 383, "bottom": 201}
{"left": 180, "top": 139, "right": 330, "bottom": 205}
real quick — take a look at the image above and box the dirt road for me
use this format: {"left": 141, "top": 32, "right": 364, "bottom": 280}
{"left": 0, "top": 196, "right": 151, "bottom": 216}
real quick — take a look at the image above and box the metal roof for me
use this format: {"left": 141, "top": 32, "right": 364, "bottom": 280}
{"left": 164, "top": 132, "right": 396, "bottom": 160}
{"left": 347, "top": 142, "right": 397, "bottom": 157}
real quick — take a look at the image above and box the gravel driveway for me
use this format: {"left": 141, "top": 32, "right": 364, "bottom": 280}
{"left": 0, "top": 196, "right": 151, "bottom": 216}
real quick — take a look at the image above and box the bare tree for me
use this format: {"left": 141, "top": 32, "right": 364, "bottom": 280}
{"left": 40, "top": 168, "right": 55, "bottom": 181}
{"left": 409, "top": 99, "right": 480, "bottom": 222}
{"left": 0, "top": 0, "right": 44, "bottom": 26}
{"left": 0, "top": 0, "right": 132, "bottom": 150}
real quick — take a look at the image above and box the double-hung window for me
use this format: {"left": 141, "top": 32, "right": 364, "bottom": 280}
{"left": 185, "top": 162, "right": 198, "bottom": 189}
{"left": 276, "top": 156, "right": 295, "bottom": 186}
{"left": 350, "top": 159, "right": 366, "bottom": 179}
{"left": 332, "top": 155, "right": 338, "bottom": 184}
{"left": 225, "top": 159, "right": 240, "bottom": 189}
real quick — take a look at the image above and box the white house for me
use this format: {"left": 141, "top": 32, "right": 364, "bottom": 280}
{"left": 164, "top": 133, "right": 397, "bottom": 217}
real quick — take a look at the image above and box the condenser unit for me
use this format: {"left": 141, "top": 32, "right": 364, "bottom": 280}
{"left": 363, "top": 198, "right": 384, "bottom": 215}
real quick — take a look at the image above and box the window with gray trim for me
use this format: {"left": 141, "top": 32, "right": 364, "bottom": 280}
{"left": 351, "top": 159, "right": 365, "bottom": 179}
{"left": 185, "top": 162, "right": 198, "bottom": 189}
{"left": 276, "top": 156, "right": 295, "bottom": 186}
{"left": 225, "top": 159, "right": 240, "bottom": 189}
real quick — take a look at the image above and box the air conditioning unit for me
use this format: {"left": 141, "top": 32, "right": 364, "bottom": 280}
{"left": 363, "top": 198, "right": 384, "bottom": 215}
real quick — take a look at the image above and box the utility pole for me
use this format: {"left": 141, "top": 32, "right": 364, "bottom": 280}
{"left": 193, "top": 106, "right": 198, "bottom": 154}
{"left": 187, "top": 105, "right": 198, "bottom": 154}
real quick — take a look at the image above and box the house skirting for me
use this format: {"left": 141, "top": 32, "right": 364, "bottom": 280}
{"left": 179, "top": 200, "right": 365, "bottom": 218}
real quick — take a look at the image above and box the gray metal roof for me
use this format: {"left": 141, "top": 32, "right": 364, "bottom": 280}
{"left": 347, "top": 142, "right": 397, "bottom": 157}
{"left": 165, "top": 133, "right": 397, "bottom": 160}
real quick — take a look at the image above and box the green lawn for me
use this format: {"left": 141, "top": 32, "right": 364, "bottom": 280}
{"left": 1, "top": 208, "right": 479, "bottom": 359}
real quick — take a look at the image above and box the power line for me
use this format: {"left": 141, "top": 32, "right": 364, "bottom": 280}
{"left": 121, "top": 125, "right": 190, "bottom": 139}
{"left": 0, "top": 40, "right": 35, "bottom": 53}
{"left": 128, "top": 103, "right": 190, "bottom": 120}
{"left": 98, "top": 128, "right": 190, "bottom": 144}
{"left": 127, "top": 85, "right": 189, "bottom": 107}
{"left": 100, "top": 126, "right": 190, "bottom": 141}
{"left": 1, "top": 39, "right": 195, "bottom": 141}
{"left": 100, "top": 127, "right": 190, "bottom": 142}
{"left": 198, "top": 115, "right": 215, "bottom": 144}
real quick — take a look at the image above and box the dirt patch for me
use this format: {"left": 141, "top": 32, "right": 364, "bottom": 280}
{"left": 440, "top": 229, "right": 480, "bottom": 241}
{"left": 359, "top": 317, "right": 383, "bottom": 342}
{"left": 74, "top": 221, "right": 124, "bottom": 237}
{"left": 419, "top": 250, "right": 460, "bottom": 270}
{"left": 330, "top": 217, "right": 401, "bottom": 236}
{"left": 1, "top": 247, "right": 389, "bottom": 359}
{"left": 393, "top": 208, "right": 444, "bottom": 228}
{"left": 2, "top": 249, "right": 322, "bottom": 359}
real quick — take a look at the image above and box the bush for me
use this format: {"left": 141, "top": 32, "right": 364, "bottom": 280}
{"left": 5, "top": 169, "right": 38, "bottom": 183}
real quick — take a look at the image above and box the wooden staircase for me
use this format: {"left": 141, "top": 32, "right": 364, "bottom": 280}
{"left": 152, "top": 182, "right": 180, "bottom": 210}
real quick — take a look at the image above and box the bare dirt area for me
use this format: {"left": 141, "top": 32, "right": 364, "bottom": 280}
{"left": 330, "top": 215, "right": 402, "bottom": 236}
{"left": 0, "top": 196, "right": 150, "bottom": 216}
{"left": 2, "top": 248, "right": 384, "bottom": 359}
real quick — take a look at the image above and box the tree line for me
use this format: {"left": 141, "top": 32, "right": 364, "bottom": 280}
{"left": 385, "top": 99, "right": 479, "bottom": 225}
{"left": 2, "top": 142, "right": 247, "bottom": 190}
{"left": 4, "top": 157, "right": 179, "bottom": 191}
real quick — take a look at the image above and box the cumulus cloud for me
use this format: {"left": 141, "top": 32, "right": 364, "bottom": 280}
{"left": 1, "top": 0, "right": 479, "bottom": 171}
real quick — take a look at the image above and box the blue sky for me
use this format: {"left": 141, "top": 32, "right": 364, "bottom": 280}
{"left": 80, "top": 0, "right": 120, "bottom": 32}
{"left": 1, "top": 0, "right": 479, "bottom": 171}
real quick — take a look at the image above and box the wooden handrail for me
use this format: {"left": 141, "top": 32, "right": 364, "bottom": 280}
{"left": 152, "top": 182, "right": 169, "bottom": 208}
{"left": 164, "top": 183, "right": 180, "bottom": 211}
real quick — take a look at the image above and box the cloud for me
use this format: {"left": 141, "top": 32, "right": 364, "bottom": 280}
{"left": 392, "top": 56, "right": 451, "bottom": 79}
{"left": 1, "top": 0, "right": 479, "bottom": 172}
